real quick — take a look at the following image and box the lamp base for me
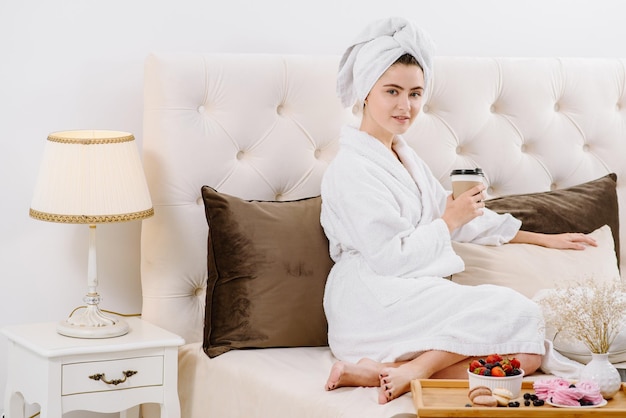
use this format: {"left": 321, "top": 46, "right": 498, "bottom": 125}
{"left": 57, "top": 303, "right": 129, "bottom": 339}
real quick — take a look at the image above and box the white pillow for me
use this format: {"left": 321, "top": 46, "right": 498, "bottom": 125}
{"left": 450, "top": 224, "right": 619, "bottom": 299}
{"left": 452, "top": 225, "right": 624, "bottom": 364}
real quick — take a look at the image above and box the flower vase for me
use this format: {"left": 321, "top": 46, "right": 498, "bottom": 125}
{"left": 579, "top": 352, "right": 622, "bottom": 399}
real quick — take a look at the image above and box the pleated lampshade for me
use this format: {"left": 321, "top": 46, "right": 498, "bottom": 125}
{"left": 30, "top": 130, "right": 153, "bottom": 223}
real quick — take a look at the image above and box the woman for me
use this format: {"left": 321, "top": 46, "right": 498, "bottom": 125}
{"left": 320, "top": 17, "right": 597, "bottom": 404}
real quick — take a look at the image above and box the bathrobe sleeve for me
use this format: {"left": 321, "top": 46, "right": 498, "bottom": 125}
{"left": 452, "top": 207, "right": 522, "bottom": 245}
{"left": 393, "top": 137, "right": 521, "bottom": 247}
{"left": 321, "top": 157, "right": 464, "bottom": 279}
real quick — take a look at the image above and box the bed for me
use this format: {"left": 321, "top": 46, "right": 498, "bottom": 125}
{"left": 140, "top": 53, "right": 626, "bottom": 417}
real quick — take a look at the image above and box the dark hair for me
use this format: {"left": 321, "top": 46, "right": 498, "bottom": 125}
{"left": 394, "top": 53, "right": 422, "bottom": 70}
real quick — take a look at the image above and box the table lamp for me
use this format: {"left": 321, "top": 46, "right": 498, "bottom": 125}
{"left": 29, "top": 130, "right": 154, "bottom": 338}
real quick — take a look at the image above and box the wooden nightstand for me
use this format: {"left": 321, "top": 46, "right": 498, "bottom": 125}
{"left": 3, "top": 317, "right": 185, "bottom": 418}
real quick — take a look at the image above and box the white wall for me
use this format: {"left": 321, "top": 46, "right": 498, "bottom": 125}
{"left": 1, "top": 0, "right": 624, "bottom": 415}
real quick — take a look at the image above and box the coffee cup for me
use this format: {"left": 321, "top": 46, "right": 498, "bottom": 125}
{"left": 450, "top": 168, "right": 485, "bottom": 199}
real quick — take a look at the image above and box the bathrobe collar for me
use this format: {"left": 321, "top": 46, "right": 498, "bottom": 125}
{"left": 340, "top": 125, "right": 444, "bottom": 222}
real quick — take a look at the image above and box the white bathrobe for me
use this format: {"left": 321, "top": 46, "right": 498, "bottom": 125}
{"left": 320, "top": 126, "right": 546, "bottom": 363}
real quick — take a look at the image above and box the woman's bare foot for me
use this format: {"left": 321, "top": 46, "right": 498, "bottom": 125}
{"left": 325, "top": 358, "right": 382, "bottom": 391}
{"left": 378, "top": 364, "right": 428, "bottom": 404}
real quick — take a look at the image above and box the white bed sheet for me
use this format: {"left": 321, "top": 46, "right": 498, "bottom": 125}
{"left": 177, "top": 343, "right": 415, "bottom": 417}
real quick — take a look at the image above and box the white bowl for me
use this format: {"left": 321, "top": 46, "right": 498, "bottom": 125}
{"left": 467, "top": 369, "right": 525, "bottom": 398}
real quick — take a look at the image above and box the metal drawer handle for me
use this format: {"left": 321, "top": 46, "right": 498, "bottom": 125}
{"left": 89, "top": 370, "right": 138, "bottom": 385}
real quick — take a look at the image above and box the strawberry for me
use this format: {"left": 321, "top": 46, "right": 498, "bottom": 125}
{"left": 472, "top": 366, "right": 487, "bottom": 375}
{"left": 510, "top": 358, "right": 521, "bottom": 369}
{"left": 502, "top": 363, "right": 513, "bottom": 374}
{"left": 485, "top": 354, "right": 503, "bottom": 364}
{"left": 490, "top": 366, "right": 506, "bottom": 377}
{"left": 469, "top": 360, "right": 482, "bottom": 372}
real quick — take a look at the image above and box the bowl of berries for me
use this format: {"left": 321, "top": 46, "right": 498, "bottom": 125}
{"left": 467, "top": 354, "right": 524, "bottom": 398}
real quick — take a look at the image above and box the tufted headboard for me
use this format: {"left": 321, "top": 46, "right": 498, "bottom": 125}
{"left": 141, "top": 54, "right": 626, "bottom": 345}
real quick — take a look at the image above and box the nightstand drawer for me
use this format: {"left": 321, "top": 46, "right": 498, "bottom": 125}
{"left": 62, "top": 355, "right": 163, "bottom": 395}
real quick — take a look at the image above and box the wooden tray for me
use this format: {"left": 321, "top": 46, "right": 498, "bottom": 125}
{"left": 411, "top": 379, "right": 626, "bottom": 417}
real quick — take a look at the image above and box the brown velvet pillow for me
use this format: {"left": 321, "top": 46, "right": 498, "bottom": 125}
{"left": 201, "top": 186, "right": 333, "bottom": 358}
{"left": 485, "top": 173, "right": 619, "bottom": 264}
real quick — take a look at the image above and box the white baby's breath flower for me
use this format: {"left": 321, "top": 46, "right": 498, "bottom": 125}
{"left": 538, "top": 279, "right": 626, "bottom": 354}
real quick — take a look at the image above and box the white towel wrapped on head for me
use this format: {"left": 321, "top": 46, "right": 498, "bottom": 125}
{"left": 336, "top": 16, "right": 436, "bottom": 107}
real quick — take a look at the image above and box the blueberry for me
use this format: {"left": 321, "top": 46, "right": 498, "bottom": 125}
{"left": 523, "top": 393, "right": 531, "bottom": 400}
{"left": 524, "top": 400, "right": 531, "bottom": 406}
{"left": 533, "top": 399, "right": 544, "bottom": 406}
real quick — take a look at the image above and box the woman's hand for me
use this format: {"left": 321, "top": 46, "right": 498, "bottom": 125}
{"left": 441, "top": 184, "right": 486, "bottom": 232}
{"left": 510, "top": 230, "right": 598, "bottom": 250}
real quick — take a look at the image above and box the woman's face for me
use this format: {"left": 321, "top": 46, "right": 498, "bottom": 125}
{"left": 360, "top": 63, "right": 424, "bottom": 144}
